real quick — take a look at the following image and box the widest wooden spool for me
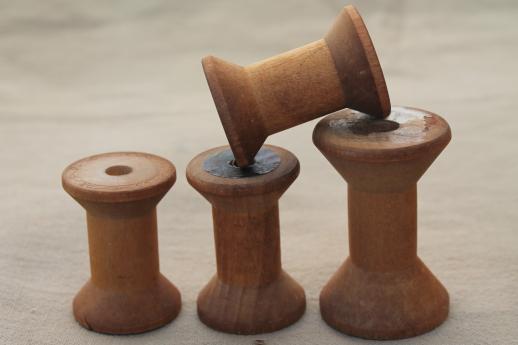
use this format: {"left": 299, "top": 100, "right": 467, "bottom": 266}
{"left": 313, "top": 106, "right": 451, "bottom": 340}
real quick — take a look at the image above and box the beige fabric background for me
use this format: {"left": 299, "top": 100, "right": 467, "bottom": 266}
{"left": 1, "top": 0, "right": 517, "bottom": 344}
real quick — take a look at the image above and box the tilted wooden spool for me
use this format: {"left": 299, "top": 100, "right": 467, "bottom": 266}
{"left": 203, "top": 5, "right": 390, "bottom": 167}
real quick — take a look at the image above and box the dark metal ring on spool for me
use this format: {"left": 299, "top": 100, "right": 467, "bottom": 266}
{"left": 203, "top": 148, "right": 281, "bottom": 178}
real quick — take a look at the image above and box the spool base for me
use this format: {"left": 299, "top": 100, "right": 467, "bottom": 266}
{"left": 197, "top": 271, "right": 306, "bottom": 334}
{"left": 320, "top": 258, "right": 449, "bottom": 340}
{"left": 73, "top": 274, "right": 181, "bottom": 334}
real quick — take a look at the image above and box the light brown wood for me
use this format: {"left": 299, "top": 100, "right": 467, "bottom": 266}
{"left": 186, "top": 144, "right": 305, "bottom": 334}
{"left": 313, "top": 106, "right": 451, "bottom": 340}
{"left": 203, "top": 5, "right": 390, "bottom": 167}
{"left": 62, "top": 152, "right": 181, "bottom": 334}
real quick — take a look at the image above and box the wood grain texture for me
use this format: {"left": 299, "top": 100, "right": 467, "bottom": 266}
{"left": 202, "top": 5, "right": 390, "bottom": 167}
{"left": 62, "top": 152, "right": 181, "bottom": 334}
{"left": 313, "top": 106, "right": 451, "bottom": 340}
{"left": 186, "top": 145, "right": 305, "bottom": 334}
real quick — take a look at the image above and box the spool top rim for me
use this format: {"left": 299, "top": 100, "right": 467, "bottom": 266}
{"left": 313, "top": 106, "right": 451, "bottom": 162}
{"left": 62, "top": 152, "right": 176, "bottom": 203}
{"left": 186, "top": 144, "right": 299, "bottom": 197}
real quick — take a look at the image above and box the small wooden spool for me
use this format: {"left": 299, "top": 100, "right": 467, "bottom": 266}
{"left": 186, "top": 145, "right": 305, "bottom": 334}
{"left": 62, "top": 152, "right": 181, "bottom": 334}
{"left": 313, "top": 106, "right": 451, "bottom": 340}
{"left": 203, "top": 5, "right": 390, "bottom": 167}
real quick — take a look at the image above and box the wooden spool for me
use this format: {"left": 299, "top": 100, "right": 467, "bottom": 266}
{"left": 186, "top": 144, "right": 305, "bottom": 334}
{"left": 202, "top": 5, "right": 390, "bottom": 167}
{"left": 62, "top": 152, "right": 181, "bottom": 334}
{"left": 313, "top": 106, "right": 451, "bottom": 340}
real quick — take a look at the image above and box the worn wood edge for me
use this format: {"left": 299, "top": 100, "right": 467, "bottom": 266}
{"left": 201, "top": 56, "right": 265, "bottom": 167}
{"left": 186, "top": 144, "right": 299, "bottom": 198}
{"left": 313, "top": 106, "right": 452, "bottom": 163}
{"left": 62, "top": 152, "right": 176, "bottom": 203}
{"left": 197, "top": 272, "right": 306, "bottom": 335}
{"left": 346, "top": 5, "right": 391, "bottom": 117}
{"left": 73, "top": 276, "right": 182, "bottom": 335}
{"left": 324, "top": 5, "right": 391, "bottom": 118}
{"left": 319, "top": 259, "right": 449, "bottom": 340}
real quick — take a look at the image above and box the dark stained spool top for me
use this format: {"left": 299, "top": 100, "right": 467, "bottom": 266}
{"left": 313, "top": 106, "right": 451, "bottom": 162}
{"left": 203, "top": 147, "right": 281, "bottom": 178}
{"left": 62, "top": 152, "right": 176, "bottom": 203}
{"left": 187, "top": 145, "right": 299, "bottom": 198}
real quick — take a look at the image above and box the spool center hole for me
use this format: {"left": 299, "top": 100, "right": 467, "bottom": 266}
{"left": 228, "top": 159, "right": 255, "bottom": 168}
{"left": 350, "top": 119, "right": 400, "bottom": 135}
{"left": 105, "top": 165, "right": 133, "bottom": 176}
